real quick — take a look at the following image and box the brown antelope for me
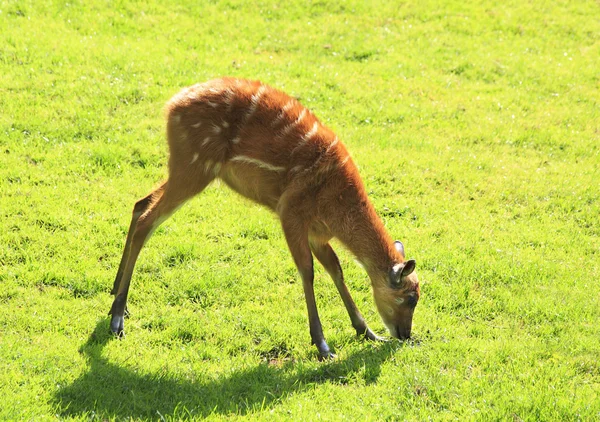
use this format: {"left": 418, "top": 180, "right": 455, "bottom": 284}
{"left": 109, "top": 77, "right": 420, "bottom": 359}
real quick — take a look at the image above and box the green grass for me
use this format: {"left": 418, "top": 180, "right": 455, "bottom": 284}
{"left": 1, "top": 0, "right": 599, "bottom": 420}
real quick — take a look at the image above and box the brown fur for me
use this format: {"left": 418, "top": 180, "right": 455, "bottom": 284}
{"left": 109, "top": 78, "right": 420, "bottom": 359}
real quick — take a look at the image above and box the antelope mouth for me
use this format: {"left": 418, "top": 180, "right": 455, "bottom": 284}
{"left": 385, "top": 322, "right": 411, "bottom": 340}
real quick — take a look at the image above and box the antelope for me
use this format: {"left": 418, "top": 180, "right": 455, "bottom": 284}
{"left": 109, "top": 77, "right": 420, "bottom": 360}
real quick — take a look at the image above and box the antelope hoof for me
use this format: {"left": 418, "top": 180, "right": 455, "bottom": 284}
{"left": 315, "top": 340, "right": 335, "bottom": 361}
{"left": 356, "top": 326, "right": 386, "bottom": 342}
{"left": 318, "top": 350, "right": 337, "bottom": 361}
{"left": 363, "top": 328, "right": 387, "bottom": 342}
{"left": 110, "top": 315, "right": 125, "bottom": 338}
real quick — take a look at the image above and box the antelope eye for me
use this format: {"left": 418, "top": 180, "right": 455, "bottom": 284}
{"left": 405, "top": 293, "right": 418, "bottom": 308}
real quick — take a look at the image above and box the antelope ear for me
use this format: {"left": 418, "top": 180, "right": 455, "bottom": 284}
{"left": 390, "top": 259, "right": 416, "bottom": 287}
{"left": 394, "top": 240, "right": 405, "bottom": 258}
{"left": 401, "top": 259, "right": 416, "bottom": 278}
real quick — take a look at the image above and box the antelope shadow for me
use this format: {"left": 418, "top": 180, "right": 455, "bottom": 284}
{"left": 53, "top": 319, "right": 402, "bottom": 419}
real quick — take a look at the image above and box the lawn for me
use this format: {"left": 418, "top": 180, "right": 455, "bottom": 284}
{"left": 1, "top": 0, "right": 599, "bottom": 420}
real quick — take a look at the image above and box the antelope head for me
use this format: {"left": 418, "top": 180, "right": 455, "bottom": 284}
{"left": 373, "top": 241, "right": 420, "bottom": 339}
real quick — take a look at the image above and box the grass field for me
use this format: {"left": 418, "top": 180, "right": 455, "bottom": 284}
{"left": 1, "top": 0, "right": 599, "bottom": 420}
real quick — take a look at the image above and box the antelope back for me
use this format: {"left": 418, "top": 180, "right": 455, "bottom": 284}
{"left": 164, "top": 78, "right": 355, "bottom": 210}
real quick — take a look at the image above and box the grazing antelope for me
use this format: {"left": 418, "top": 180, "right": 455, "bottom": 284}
{"left": 109, "top": 78, "right": 420, "bottom": 359}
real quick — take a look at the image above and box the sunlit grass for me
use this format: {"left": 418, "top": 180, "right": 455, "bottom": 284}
{"left": 1, "top": 0, "right": 599, "bottom": 420}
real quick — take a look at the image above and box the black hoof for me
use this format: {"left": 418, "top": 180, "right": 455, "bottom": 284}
{"left": 318, "top": 351, "right": 337, "bottom": 361}
{"left": 110, "top": 315, "right": 125, "bottom": 338}
{"left": 314, "top": 339, "right": 335, "bottom": 361}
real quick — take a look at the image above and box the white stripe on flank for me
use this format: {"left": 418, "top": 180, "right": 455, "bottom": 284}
{"left": 222, "top": 121, "right": 230, "bottom": 128}
{"left": 271, "top": 99, "right": 295, "bottom": 127}
{"left": 206, "top": 101, "right": 218, "bottom": 108}
{"left": 280, "top": 108, "right": 307, "bottom": 137}
{"left": 191, "top": 122, "right": 202, "bottom": 128}
{"left": 245, "top": 85, "right": 267, "bottom": 121}
{"left": 191, "top": 153, "right": 200, "bottom": 164}
{"left": 340, "top": 155, "right": 351, "bottom": 165}
{"left": 326, "top": 137, "right": 339, "bottom": 153}
{"left": 230, "top": 155, "right": 286, "bottom": 172}
{"left": 202, "top": 137, "right": 212, "bottom": 146}
{"left": 296, "top": 109, "right": 307, "bottom": 124}
{"left": 231, "top": 136, "right": 241, "bottom": 144}
{"left": 212, "top": 125, "right": 221, "bottom": 134}
{"left": 252, "top": 85, "right": 267, "bottom": 104}
{"left": 303, "top": 122, "right": 319, "bottom": 141}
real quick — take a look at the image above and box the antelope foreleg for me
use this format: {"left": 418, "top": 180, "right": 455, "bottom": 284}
{"left": 281, "top": 217, "right": 334, "bottom": 360}
{"left": 310, "top": 241, "right": 384, "bottom": 341}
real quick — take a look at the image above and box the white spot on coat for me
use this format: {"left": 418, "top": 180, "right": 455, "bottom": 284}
{"left": 224, "top": 88, "right": 235, "bottom": 112}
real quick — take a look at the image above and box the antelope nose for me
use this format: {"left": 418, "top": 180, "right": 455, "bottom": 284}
{"left": 396, "top": 326, "right": 411, "bottom": 340}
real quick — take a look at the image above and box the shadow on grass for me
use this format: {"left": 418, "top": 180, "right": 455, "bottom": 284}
{"left": 54, "top": 319, "right": 403, "bottom": 419}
